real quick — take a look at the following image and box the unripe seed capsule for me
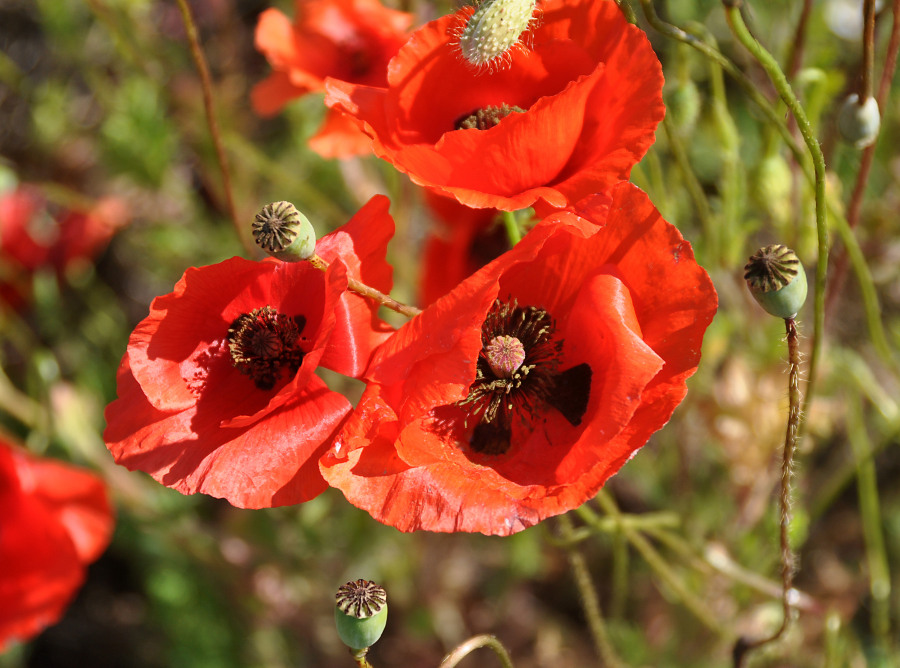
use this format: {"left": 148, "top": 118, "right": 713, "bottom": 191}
{"left": 744, "top": 244, "right": 808, "bottom": 319}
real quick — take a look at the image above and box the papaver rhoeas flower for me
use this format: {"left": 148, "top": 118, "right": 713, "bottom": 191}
{"left": 252, "top": 0, "right": 414, "bottom": 158}
{"left": 104, "top": 196, "right": 395, "bottom": 508}
{"left": 325, "top": 0, "right": 665, "bottom": 211}
{"left": 0, "top": 437, "right": 114, "bottom": 651}
{"left": 321, "top": 183, "right": 717, "bottom": 535}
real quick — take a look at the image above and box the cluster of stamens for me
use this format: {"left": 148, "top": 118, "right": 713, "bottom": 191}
{"left": 227, "top": 306, "right": 306, "bottom": 391}
{"left": 456, "top": 300, "right": 591, "bottom": 455}
{"left": 455, "top": 103, "right": 525, "bottom": 131}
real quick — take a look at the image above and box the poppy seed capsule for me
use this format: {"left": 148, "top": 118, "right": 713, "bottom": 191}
{"left": 252, "top": 201, "right": 316, "bottom": 262}
{"left": 459, "top": 0, "right": 537, "bottom": 69}
{"left": 837, "top": 94, "right": 881, "bottom": 149}
{"left": 334, "top": 580, "right": 388, "bottom": 650}
{"left": 744, "top": 244, "right": 808, "bottom": 319}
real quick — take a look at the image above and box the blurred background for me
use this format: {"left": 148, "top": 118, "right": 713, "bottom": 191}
{"left": 1, "top": 0, "right": 899, "bottom": 666}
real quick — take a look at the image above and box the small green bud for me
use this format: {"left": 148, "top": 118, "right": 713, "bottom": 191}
{"left": 744, "top": 244, "right": 808, "bottom": 319}
{"left": 837, "top": 94, "right": 880, "bottom": 149}
{"left": 252, "top": 201, "right": 316, "bottom": 262}
{"left": 458, "top": 0, "right": 537, "bottom": 70}
{"left": 334, "top": 580, "right": 388, "bottom": 651}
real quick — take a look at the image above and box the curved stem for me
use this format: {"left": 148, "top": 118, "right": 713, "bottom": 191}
{"left": 439, "top": 634, "right": 514, "bottom": 668}
{"left": 555, "top": 514, "right": 624, "bottom": 667}
{"left": 174, "top": 0, "right": 248, "bottom": 252}
{"left": 308, "top": 254, "right": 422, "bottom": 319}
{"left": 722, "top": 2, "right": 828, "bottom": 452}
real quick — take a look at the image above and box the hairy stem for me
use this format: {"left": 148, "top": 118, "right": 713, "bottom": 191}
{"left": 308, "top": 254, "right": 422, "bottom": 319}
{"left": 174, "top": 0, "right": 247, "bottom": 251}
{"left": 734, "top": 317, "right": 802, "bottom": 666}
{"left": 555, "top": 514, "right": 623, "bottom": 667}
{"left": 723, "top": 1, "right": 827, "bottom": 453}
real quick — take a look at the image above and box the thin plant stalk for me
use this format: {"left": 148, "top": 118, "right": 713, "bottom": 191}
{"left": 439, "top": 635, "right": 515, "bottom": 668}
{"left": 307, "top": 255, "right": 422, "bottom": 319}
{"left": 722, "top": 2, "right": 828, "bottom": 454}
{"left": 174, "top": 0, "right": 249, "bottom": 252}
{"left": 502, "top": 210, "right": 522, "bottom": 247}
{"left": 734, "top": 317, "right": 802, "bottom": 666}
{"left": 555, "top": 514, "right": 624, "bottom": 667}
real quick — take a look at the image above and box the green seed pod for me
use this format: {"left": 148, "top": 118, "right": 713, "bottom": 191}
{"left": 334, "top": 580, "right": 388, "bottom": 651}
{"left": 458, "top": 0, "right": 537, "bottom": 70}
{"left": 837, "top": 94, "right": 880, "bottom": 149}
{"left": 744, "top": 244, "right": 808, "bottom": 319}
{"left": 252, "top": 201, "right": 316, "bottom": 262}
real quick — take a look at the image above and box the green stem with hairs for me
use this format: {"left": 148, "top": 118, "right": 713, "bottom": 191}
{"left": 555, "top": 514, "right": 624, "bottom": 667}
{"left": 308, "top": 254, "right": 421, "bottom": 319}
{"left": 722, "top": 1, "right": 828, "bottom": 445}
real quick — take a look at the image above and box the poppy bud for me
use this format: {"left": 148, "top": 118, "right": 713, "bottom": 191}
{"left": 744, "top": 244, "right": 808, "bottom": 319}
{"left": 837, "top": 94, "right": 880, "bottom": 149}
{"left": 334, "top": 579, "right": 388, "bottom": 651}
{"left": 252, "top": 201, "right": 316, "bottom": 262}
{"left": 458, "top": 0, "right": 537, "bottom": 69}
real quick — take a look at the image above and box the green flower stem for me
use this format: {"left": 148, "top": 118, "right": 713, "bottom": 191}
{"left": 307, "top": 255, "right": 422, "bottom": 319}
{"left": 847, "top": 393, "right": 892, "bottom": 652}
{"left": 613, "top": 0, "right": 637, "bottom": 24}
{"left": 174, "top": 0, "right": 250, "bottom": 254}
{"left": 502, "top": 210, "right": 522, "bottom": 247}
{"left": 555, "top": 514, "right": 623, "bottom": 668}
{"left": 592, "top": 493, "right": 726, "bottom": 635}
{"left": 439, "top": 634, "right": 514, "bottom": 668}
{"left": 722, "top": 2, "right": 828, "bottom": 445}
{"left": 735, "top": 317, "right": 802, "bottom": 664}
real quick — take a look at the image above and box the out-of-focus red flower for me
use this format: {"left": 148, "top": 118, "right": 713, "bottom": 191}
{"left": 0, "top": 437, "right": 114, "bottom": 651}
{"left": 252, "top": 0, "right": 414, "bottom": 158}
{"left": 103, "top": 196, "right": 395, "bottom": 509}
{"left": 320, "top": 183, "right": 717, "bottom": 535}
{"left": 419, "top": 191, "right": 508, "bottom": 306}
{"left": 0, "top": 187, "right": 129, "bottom": 309}
{"left": 325, "top": 0, "right": 664, "bottom": 210}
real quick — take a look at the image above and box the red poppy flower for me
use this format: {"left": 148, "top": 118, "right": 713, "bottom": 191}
{"left": 419, "top": 191, "right": 508, "bottom": 306}
{"left": 325, "top": 0, "right": 665, "bottom": 211}
{"left": 104, "top": 196, "right": 395, "bottom": 508}
{"left": 320, "top": 183, "right": 717, "bottom": 535}
{"left": 252, "top": 0, "right": 414, "bottom": 158}
{"left": 0, "top": 437, "right": 114, "bottom": 651}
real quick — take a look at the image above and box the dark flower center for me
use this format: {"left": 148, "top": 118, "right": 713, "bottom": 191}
{"left": 227, "top": 306, "right": 307, "bottom": 391}
{"left": 457, "top": 300, "right": 592, "bottom": 455}
{"left": 455, "top": 103, "right": 526, "bottom": 131}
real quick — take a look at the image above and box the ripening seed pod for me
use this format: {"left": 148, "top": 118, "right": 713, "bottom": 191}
{"left": 252, "top": 201, "right": 317, "bottom": 262}
{"left": 744, "top": 244, "right": 808, "bottom": 319}
{"left": 334, "top": 579, "right": 388, "bottom": 651}
{"left": 837, "top": 94, "right": 881, "bottom": 149}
